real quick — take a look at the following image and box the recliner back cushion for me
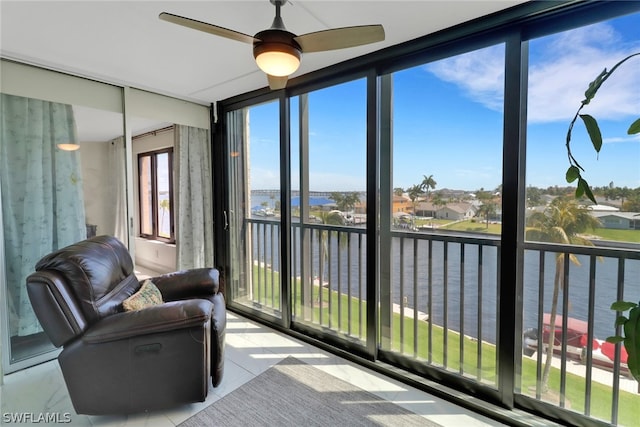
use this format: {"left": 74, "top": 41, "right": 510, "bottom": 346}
{"left": 35, "top": 235, "right": 139, "bottom": 323}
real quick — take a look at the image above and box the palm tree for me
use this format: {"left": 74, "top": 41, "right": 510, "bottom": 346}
{"left": 525, "top": 196, "right": 601, "bottom": 392}
{"left": 420, "top": 174, "right": 437, "bottom": 201}
{"left": 316, "top": 211, "right": 346, "bottom": 281}
{"left": 406, "top": 184, "right": 424, "bottom": 227}
{"left": 159, "top": 198, "right": 171, "bottom": 237}
{"left": 330, "top": 192, "right": 359, "bottom": 212}
{"left": 476, "top": 203, "right": 497, "bottom": 229}
{"left": 475, "top": 190, "right": 496, "bottom": 229}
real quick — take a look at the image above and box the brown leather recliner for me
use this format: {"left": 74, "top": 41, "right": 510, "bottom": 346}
{"left": 26, "top": 235, "right": 226, "bottom": 415}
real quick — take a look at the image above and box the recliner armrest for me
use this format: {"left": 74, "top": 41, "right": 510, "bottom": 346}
{"left": 149, "top": 268, "right": 221, "bottom": 301}
{"left": 82, "top": 299, "right": 212, "bottom": 344}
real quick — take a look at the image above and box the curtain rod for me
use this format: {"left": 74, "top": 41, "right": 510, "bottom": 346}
{"left": 132, "top": 125, "right": 174, "bottom": 141}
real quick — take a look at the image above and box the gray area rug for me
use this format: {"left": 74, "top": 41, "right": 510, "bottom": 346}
{"left": 179, "top": 356, "right": 440, "bottom": 426}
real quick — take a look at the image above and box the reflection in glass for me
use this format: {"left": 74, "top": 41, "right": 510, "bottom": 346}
{"left": 156, "top": 152, "right": 171, "bottom": 239}
{"left": 139, "top": 155, "right": 153, "bottom": 236}
{"left": 1, "top": 93, "right": 87, "bottom": 364}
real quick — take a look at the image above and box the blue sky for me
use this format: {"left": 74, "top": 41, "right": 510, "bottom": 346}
{"left": 248, "top": 12, "right": 639, "bottom": 192}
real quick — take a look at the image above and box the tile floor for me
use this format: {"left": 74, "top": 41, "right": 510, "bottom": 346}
{"left": 1, "top": 311, "right": 514, "bottom": 426}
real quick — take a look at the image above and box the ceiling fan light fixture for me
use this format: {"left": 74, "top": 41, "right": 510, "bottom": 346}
{"left": 254, "top": 42, "right": 300, "bottom": 77}
{"left": 57, "top": 143, "right": 80, "bottom": 151}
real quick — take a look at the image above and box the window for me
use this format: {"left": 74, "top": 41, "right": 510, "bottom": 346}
{"left": 218, "top": 3, "right": 640, "bottom": 426}
{"left": 387, "top": 44, "right": 504, "bottom": 384}
{"left": 290, "top": 79, "right": 368, "bottom": 340}
{"left": 138, "top": 148, "right": 174, "bottom": 242}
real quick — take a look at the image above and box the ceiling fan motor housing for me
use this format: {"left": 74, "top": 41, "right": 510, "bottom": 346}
{"left": 253, "top": 29, "right": 302, "bottom": 76}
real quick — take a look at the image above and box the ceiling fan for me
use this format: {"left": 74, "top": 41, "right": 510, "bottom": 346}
{"left": 159, "top": 0, "right": 385, "bottom": 90}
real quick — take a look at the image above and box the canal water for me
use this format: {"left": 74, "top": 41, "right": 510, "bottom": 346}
{"left": 248, "top": 194, "right": 640, "bottom": 344}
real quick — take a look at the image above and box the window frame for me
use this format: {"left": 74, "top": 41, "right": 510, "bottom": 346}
{"left": 137, "top": 147, "right": 175, "bottom": 243}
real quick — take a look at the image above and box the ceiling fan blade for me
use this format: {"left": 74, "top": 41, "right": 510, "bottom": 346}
{"left": 267, "top": 74, "right": 288, "bottom": 90}
{"left": 159, "top": 12, "right": 257, "bottom": 44}
{"left": 294, "top": 25, "right": 385, "bottom": 53}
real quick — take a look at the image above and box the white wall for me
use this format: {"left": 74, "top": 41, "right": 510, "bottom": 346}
{"left": 80, "top": 142, "right": 112, "bottom": 237}
{"left": 134, "top": 237, "right": 176, "bottom": 274}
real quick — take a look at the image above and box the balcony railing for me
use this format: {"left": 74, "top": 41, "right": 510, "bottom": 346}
{"left": 521, "top": 242, "right": 640, "bottom": 426}
{"left": 238, "top": 217, "right": 640, "bottom": 426}
{"left": 385, "top": 229, "right": 500, "bottom": 386}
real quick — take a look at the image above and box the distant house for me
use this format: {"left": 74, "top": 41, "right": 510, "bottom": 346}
{"left": 435, "top": 203, "right": 475, "bottom": 220}
{"left": 591, "top": 212, "right": 640, "bottom": 230}
{"left": 594, "top": 196, "right": 623, "bottom": 209}
{"left": 415, "top": 201, "right": 437, "bottom": 217}
{"left": 392, "top": 194, "right": 412, "bottom": 214}
{"left": 587, "top": 204, "right": 619, "bottom": 212}
{"left": 412, "top": 201, "right": 476, "bottom": 220}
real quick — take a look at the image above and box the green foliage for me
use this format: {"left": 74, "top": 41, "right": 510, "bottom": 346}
{"left": 579, "top": 114, "right": 602, "bottom": 153}
{"left": 565, "top": 53, "right": 640, "bottom": 386}
{"left": 566, "top": 165, "right": 580, "bottom": 183}
{"left": 623, "top": 191, "right": 640, "bottom": 211}
{"left": 565, "top": 53, "right": 640, "bottom": 204}
{"left": 606, "top": 301, "right": 640, "bottom": 383}
{"left": 420, "top": 174, "right": 437, "bottom": 197}
{"left": 330, "top": 191, "right": 360, "bottom": 212}
{"left": 575, "top": 176, "right": 596, "bottom": 203}
{"left": 525, "top": 196, "right": 601, "bottom": 392}
{"left": 406, "top": 184, "right": 423, "bottom": 202}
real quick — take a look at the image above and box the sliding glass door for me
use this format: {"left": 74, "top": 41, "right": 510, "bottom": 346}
{"left": 225, "top": 100, "right": 283, "bottom": 318}
{"left": 290, "top": 79, "right": 369, "bottom": 345}
{"left": 381, "top": 43, "right": 505, "bottom": 388}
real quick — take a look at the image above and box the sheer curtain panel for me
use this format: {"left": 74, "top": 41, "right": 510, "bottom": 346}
{"left": 175, "top": 124, "right": 213, "bottom": 269}
{"left": 108, "top": 136, "right": 128, "bottom": 244}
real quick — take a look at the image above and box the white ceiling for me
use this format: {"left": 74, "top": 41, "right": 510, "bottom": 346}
{"left": 1, "top": 0, "right": 528, "bottom": 140}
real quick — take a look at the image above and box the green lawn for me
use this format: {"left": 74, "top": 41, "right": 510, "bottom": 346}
{"left": 244, "top": 268, "right": 639, "bottom": 426}
{"left": 431, "top": 219, "right": 640, "bottom": 244}
{"left": 589, "top": 227, "right": 640, "bottom": 243}
{"left": 438, "top": 219, "right": 502, "bottom": 234}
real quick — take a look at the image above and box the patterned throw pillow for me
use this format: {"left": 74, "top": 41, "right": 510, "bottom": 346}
{"left": 122, "top": 280, "right": 163, "bottom": 311}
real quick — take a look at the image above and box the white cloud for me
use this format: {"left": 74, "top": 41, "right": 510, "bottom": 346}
{"left": 425, "top": 44, "right": 505, "bottom": 111}
{"left": 528, "top": 24, "right": 639, "bottom": 123}
{"left": 603, "top": 133, "right": 640, "bottom": 145}
{"left": 425, "top": 22, "right": 640, "bottom": 124}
